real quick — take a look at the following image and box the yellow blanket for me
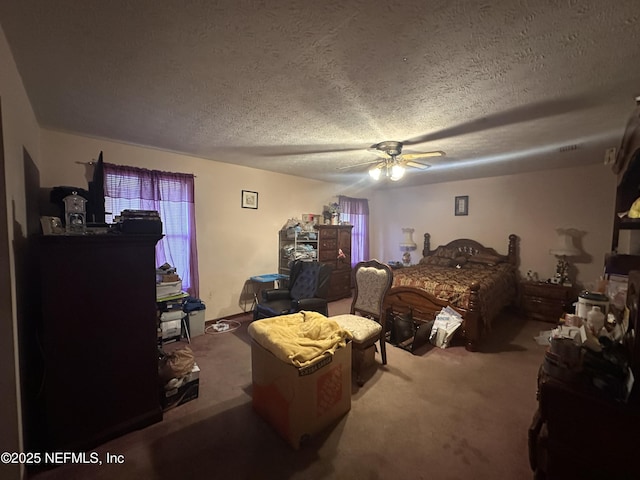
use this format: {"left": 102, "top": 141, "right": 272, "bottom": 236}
{"left": 248, "top": 311, "right": 353, "bottom": 367}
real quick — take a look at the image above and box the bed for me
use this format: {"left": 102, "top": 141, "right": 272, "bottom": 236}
{"left": 383, "top": 233, "right": 519, "bottom": 352}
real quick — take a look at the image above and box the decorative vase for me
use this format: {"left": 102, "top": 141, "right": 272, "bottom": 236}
{"left": 331, "top": 213, "right": 339, "bottom": 225}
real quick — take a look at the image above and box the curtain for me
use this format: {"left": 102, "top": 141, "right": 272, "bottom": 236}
{"left": 103, "top": 163, "right": 200, "bottom": 297}
{"left": 338, "top": 195, "right": 369, "bottom": 265}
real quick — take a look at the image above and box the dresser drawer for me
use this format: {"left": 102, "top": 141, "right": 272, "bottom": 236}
{"left": 522, "top": 282, "right": 573, "bottom": 300}
{"left": 522, "top": 298, "right": 566, "bottom": 322}
{"left": 319, "top": 228, "right": 337, "bottom": 239}
{"left": 318, "top": 249, "right": 336, "bottom": 263}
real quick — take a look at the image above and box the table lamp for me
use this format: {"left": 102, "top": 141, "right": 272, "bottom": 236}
{"left": 549, "top": 228, "right": 580, "bottom": 286}
{"left": 400, "top": 228, "right": 417, "bottom": 266}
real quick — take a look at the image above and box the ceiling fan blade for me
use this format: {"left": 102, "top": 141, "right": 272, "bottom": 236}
{"left": 337, "top": 159, "right": 381, "bottom": 170}
{"left": 401, "top": 151, "right": 445, "bottom": 161}
{"left": 405, "top": 161, "right": 431, "bottom": 170}
{"left": 366, "top": 148, "right": 392, "bottom": 159}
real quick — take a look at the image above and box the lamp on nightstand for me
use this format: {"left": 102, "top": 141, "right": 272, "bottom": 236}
{"left": 549, "top": 228, "right": 580, "bottom": 286}
{"left": 400, "top": 228, "right": 417, "bottom": 266}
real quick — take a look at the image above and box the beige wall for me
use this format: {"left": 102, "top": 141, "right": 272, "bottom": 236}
{"left": 39, "top": 130, "right": 620, "bottom": 312}
{"left": 40, "top": 130, "right": 351, "bottom": 319}
{"left": 370, "top": 162, "right": 617, "bottom": 289}
{"left": 1, "top": 23, "right": 41, "bottom": 480}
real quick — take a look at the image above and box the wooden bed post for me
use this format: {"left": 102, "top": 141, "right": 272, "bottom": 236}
{"left": 422, "top": 233, "right": 431, "bottom": 258}
{"left": 508, "top": 234, "right": 518, "bottom": 266}
{"left": 464, "top": 282, "right": 482, "bottom": 351}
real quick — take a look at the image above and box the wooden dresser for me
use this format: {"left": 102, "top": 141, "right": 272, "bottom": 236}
{"left": 31, "top": 233, "right": 163, "bottom": 452}
{"left": 521, "top": 281, "right": 574, "bottom": 323}
{"left": 315, "top": 225, "right": 353, "bottom": 301}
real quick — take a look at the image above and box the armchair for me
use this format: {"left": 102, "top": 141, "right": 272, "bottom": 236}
{"left": 253, "top": 260, "right": 333, "bottom": 321}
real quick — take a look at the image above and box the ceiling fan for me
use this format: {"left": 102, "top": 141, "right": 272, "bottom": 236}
{"left": 339, "top": 141, "right": 445, "bottom": 181}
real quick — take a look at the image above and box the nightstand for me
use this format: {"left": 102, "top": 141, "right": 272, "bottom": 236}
{"left": 521, "top": 282, "right": 575, "bottom": 323}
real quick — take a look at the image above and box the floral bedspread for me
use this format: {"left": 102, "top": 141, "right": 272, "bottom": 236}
{"left": 391, "top": 262, "right": 517, "bottom": 327}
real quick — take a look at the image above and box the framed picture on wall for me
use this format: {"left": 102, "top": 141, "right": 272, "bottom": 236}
{"left": 455, "top": 195, "right": 468, "bottom": 216}
{"left": 241, "top": 190, "right": 258, "bottom": 209}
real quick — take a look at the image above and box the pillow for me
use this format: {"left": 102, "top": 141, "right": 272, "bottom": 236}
{"left": 467, "top": 252, "right": 504, "bottom": 266}
{"left": 421, "top": 256, "right": 452, "bottom": 266}
{"left": 432, "top": 246, "right": 459, "bottom": 259}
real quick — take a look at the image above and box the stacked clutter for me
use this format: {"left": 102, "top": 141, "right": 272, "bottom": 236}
{"left": 156, "top": 263, "right": 186, "bottom": 342}
{"left": 158, "top": 346, "right": 199, "bottom": 411}
{"left": 537, "top": 306, "right": 633, "bottom": 402}
{"left": 156, "top": 263, "right": 183, "bottom": 301}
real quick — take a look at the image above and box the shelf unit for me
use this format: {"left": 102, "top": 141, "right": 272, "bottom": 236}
{"left": 277, "top": 224, "right": 353, "bottom": 301}
{"left": 278, "top": 228, "right": 318, "bottom": 278}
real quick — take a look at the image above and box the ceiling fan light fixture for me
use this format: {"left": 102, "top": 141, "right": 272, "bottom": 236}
{"left": 390, "top": 163, "right": 405, "bottom": 181}
{"left": 368, "top": 165, "right": 382, "bottom": 180}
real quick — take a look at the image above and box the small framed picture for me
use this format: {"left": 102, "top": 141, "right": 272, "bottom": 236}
{"left": 301, "top": 213, "right": 320, "bottom": 225}
{"left": 455, "top": 196, "right": 469, "bottom": 216}
{"left": 241, "top": 190, "right": 258, "bottom": 209}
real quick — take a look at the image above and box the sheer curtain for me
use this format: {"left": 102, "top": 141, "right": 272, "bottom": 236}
{"left": 103, "top": 163, "right": 200, "bottom": 297}
{"left": 338, "top": 195, "right": 369, "bottom": 265}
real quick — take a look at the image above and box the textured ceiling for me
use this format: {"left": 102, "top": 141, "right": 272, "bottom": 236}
{"left": 1, "top": 0, "right": 639, "bottom": 187}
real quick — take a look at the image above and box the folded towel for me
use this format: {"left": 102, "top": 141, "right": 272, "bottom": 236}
{"left": 248, "top": 311, "right": 353, "bottom": 367}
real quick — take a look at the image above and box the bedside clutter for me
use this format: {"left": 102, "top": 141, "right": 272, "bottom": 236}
{"left": 528, "top": 274, "right": 640, "bottom": 479}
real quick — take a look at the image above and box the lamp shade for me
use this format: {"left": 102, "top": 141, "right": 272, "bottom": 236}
{"left": 400, "top": 227, "right": 417, "bottom": 251}
{"left": 549, "top": 228, "right": 580, "bottom": 257}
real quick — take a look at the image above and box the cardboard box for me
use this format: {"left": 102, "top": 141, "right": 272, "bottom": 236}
{"left": 250, "top": 340, "right": 351, "bottom": 449}
{"left": 161, "top": 363, "right": 200, "bottom": 410}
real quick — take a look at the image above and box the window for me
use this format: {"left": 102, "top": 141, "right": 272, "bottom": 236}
{"left": 104, "top": 163, "right": 199, "bottom": 297}
{"left": 338, "top": 195, "right": 369, "bottom": 265}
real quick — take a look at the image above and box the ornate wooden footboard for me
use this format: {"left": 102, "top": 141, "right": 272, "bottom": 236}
{"left": 383, "top": 284, "right": 481, "bottom": 351}
{"left": 384, "top": 233, "right": 518, "bottom": 352}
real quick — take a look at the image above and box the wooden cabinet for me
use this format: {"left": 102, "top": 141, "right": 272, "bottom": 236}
{"left": 529, "top": 368, "right": 640, "bottom": 479}
{"left": 316, "top": 225, "right": 353, "bottom": 301}
{"left": 32, "top": 234, "right": 163, "bottom": 451}
{"left": 521, "top": 282, "right": 574, "bottom": 323}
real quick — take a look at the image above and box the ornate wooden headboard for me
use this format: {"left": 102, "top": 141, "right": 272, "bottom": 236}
{"left": 421, "top": 233, "right": 518, "bottom": 266}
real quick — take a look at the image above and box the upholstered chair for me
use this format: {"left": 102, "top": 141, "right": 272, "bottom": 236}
{"left": 332, "top": 259, "right": 393, "bottom": 386}
{"left": 253, "top": 260, "right": 333, "bottom": 321}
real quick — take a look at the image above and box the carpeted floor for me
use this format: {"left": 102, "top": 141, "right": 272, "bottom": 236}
{"left": 30, "top": 299, "right": 549, "bottom": 480}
